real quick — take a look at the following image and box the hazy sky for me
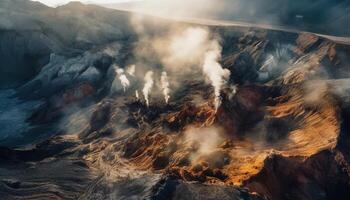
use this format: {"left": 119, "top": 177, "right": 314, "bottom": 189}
{"left": 32, "top": 0, "right": 140, "bottom": 7}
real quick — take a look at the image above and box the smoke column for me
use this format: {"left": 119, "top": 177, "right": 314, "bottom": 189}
{"left": 135, "top": 90, "right": 139, "bottom": 100}
{"left": 160, "top": 71, "right": 170, "bottom": 104}
{"left": 115, "top": 67, "right": 130, "bottom": 92}
{"left": 143, "top": 71, "right": 154, "bottom": 107}
{"left": 119, "top": 74, "right": 130, "bottom": 92}
{"left": 202, "top": 42, "right": 231, "bottom": 111}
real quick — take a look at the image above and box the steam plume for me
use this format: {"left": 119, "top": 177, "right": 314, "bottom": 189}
{"left": 114, "top": 66, "right": 130, "bottom": 92}
{"left": 131, "top": 25, "right": 231, "bottom": 108}
{"left": 184, "top": 126, "right": 225, "bottom": 163}
{"left": 126, "top": 64, "right": 136, "bottom": 76}
{"left": 202, "top": 42, "right": 231, "bottom": 111}
{"left": 160, "top": 71, "right": 170, "bottom": 104}
{"left": 135, "top": 90, "right": 139, "bottom": 100}
{"left": 119, "top": 74, "right": 130, "bottom": 92}
{"left": 143, "top": 71, "right": 154, "bottom": 106}
{"left": 162, "top": 27, "right": 230, "bottom": 109}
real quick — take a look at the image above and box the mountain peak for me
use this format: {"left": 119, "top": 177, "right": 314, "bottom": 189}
{"left": 58, "top": 1, "right": 85, "bottom": 8}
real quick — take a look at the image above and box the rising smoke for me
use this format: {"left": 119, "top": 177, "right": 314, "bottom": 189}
{"left": 143, "top": 71, "right": 154, "bottom": 106}
{"left": 132, "top": 24, "right": 231, "bottom": 109}
{"left": 165, "top": 27, "right": 231, "bottom": 109}
{"left": 119, "top": 74, "right": 130, "bottom": 92}
{"left": 202, "top": 42, "right": 231, "bottom": 110}
{"left": 126, "top": 64, "right": 136, "bottom": 76}
{"left": 114, "top": 66, "right": 130, "bottom": 92}
{"left": 160, "top": 71, "right": 170, "bottom": 104}
{"left": 121, "top": 14, "right": 235, "bottom": 108}
{"left": 184, "top": 126, "right": 226, "bottom": 163}
{"left": 135, "top": 90, "right": 140, "bottom": 100}
{"left": 164, "top": 27, "right": 210, "bottom": 72}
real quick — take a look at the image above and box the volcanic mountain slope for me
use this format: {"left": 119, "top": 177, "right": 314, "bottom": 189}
{"left": 1, "top": 1, "right": 350, "bottom": 200}
{"left": 0, "top": 0, "right": 134, "bottom": 87}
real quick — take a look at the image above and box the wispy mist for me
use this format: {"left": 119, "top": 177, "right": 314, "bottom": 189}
{"left": 108, "top": 0, "right": 350, "bottom": 36}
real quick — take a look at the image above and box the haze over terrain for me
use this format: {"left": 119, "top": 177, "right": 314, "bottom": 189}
{"left": 32, "top": 0, "right": 140, "bottom": 7}
{"left": 1, "top": 0, "right": 350, "bottom": 200}
{"left": 104, "top": 0, "right": 350, "bottom": 36}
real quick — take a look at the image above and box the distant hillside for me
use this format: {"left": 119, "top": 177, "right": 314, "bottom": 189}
{"left": 0, "top": 0, "right": 134, "bottom": 87}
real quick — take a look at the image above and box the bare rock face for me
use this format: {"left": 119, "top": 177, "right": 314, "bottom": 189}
{"left": 150, "top": 177, "right": 264, "bottom": 200}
